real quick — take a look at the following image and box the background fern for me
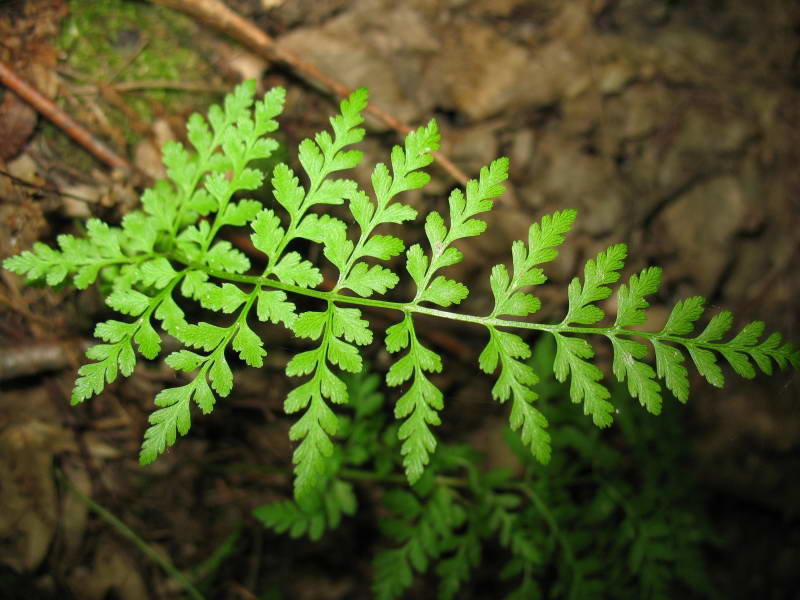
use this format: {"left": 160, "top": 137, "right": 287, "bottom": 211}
{"left": 256, "top": 339, "right": 718, "bottom": 599}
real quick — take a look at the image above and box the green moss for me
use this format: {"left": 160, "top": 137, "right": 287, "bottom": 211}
{"left": 58, "top": 0, "right": 220, "bottom": 145}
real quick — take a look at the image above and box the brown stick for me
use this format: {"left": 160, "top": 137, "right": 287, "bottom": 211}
{"left": 0, "top": 60, "right": 132, "bottom": 171}
{"left": 73, "top": 79, "right": 231, "bottom": 94}
{"left": 150, "top": 0, "right": 469, "bottom": 185}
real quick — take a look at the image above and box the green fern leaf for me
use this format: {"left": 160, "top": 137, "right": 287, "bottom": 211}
{"left": 553, "top": 333, "right": 614, "bottom": 426}
{"left": 564, "top": 243, "right": 627, "bottom": 325}
{"left": 254, "top": 479, "right": 356, "bottom": 541}
{"left": 615, "top": 267, "right": 662, "bottom": 329}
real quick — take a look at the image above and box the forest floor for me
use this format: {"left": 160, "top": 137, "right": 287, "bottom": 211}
{"left": 1, "top": 0, "right": 799, "bottom": 598}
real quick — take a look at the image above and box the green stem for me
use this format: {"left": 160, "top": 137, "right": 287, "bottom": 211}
{"left": 334, "top": 225, "right": 371, "bottom": 293}
{"left": 146, "top": 271, "right": 185, "bottom": 312}
{"left": 169, "top": 135, "right": 223, "bottom": 244}
{"left": 207, "top": 284, "right": 259, "bottom": 362}
{"left": 55, "top": 468, "right": 205, "bottom": 600}
{"left": 178, "top": 259, "right": 736, "bottom": 358}
{"left": 122, "top": 272, "right": 186, "bottom": 352}
{"left": 412, "top": 240, "right": 447, "bottom": 304}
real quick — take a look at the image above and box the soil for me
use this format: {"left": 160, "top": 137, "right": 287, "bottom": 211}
{"left": 1, "top": 0, "right": 799, "bottom": 598}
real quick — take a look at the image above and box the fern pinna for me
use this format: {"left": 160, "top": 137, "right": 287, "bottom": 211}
{"left": 5, "top": 80, "right": 798, "bottom": 509}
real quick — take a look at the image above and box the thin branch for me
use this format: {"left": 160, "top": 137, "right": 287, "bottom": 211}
{"left": 149, "top": 0, "right": 469, "bottom": 185}
{"left": 73, "top": 79, "right": 231, "bottom": 94}
{"left": 0, "top": 60, "right": 132, "bottom": 171}
{"left": 0, "top": 168, "right": 96, "bottom": 202}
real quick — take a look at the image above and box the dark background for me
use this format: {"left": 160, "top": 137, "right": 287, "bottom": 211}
{"left": 1, "top": 0, "right": 798, "bottom": 598}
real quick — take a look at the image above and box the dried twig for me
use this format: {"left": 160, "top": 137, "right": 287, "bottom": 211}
{"left": 71, "top": 79, "right": 231, "bottom": 94}
{"left": 0, "top": 168, "right": 96, "bottom": 202}
{"left": 150, "top": 0, "right": 469, "bottom": 185}
{"left": 0, "top": 60, "right": 132, "bottom": 171}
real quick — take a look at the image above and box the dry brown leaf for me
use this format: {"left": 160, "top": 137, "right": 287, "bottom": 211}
{"left": 0, "top": 420, "right": 75, "bottom": 572}
{"left": 67, "top": 535, "right": 149, "bottom": 600}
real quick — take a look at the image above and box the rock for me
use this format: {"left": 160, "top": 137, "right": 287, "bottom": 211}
{"left": 276, "top": 3, "right": 436, "bottom": 127}
{"left": 508, "top": 128, "right": 536, "bottom": 172}
{"left": 548, "top": 1, "right": 594, "bottom": 41}
{"left": 618, "top": 83, "right": 669, "bottom": 140}
{"left": 652, "top": 29, "right": 731, "bottom": 85}
{"left": 577, "top": 192, "right": 625, "bottom": 236}
{"left": 133, "top": 139, "right": 166, "bottom": 181}
{"left": 656, "top": 176, "right": 747, "bottom": 295}
{"left": 440, "top": 121, "right": 501, "bottom": 176}
{"left": 656, "top": 107, "right": 754, "bottom": 193}
{"left": 599, "top": 60, "right": 636, "bottom": 95}
{"left": 421, "top": 21, "right": 534, "bottom": 121}
{"left": 681, "top": 109, "right": 753, "bottom": 155}
{"left": 523, "top": 39, "right": 587, "bottom": 105}
{"left": 527, "top": 133, "right": 626, "bottom": 236}
{"left": 561, "top": 92, "right": 603, "bottom": 137}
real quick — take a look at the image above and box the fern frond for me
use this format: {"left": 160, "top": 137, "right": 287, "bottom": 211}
{"left": 3, "top": 80, "right": 797, "bottom": 510}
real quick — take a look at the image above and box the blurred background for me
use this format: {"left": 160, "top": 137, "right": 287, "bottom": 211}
{"left": 1, "top": 0, "right": 798, "bottom": 598}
